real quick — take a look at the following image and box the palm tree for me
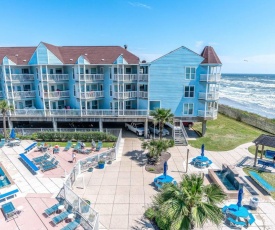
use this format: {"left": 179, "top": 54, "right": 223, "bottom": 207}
{"left": 141, "top": 139, "right": 174, "bottom": 162}
{"left": 150, "top": 108, "right": 174, "bottom": 139}
{"left": 145, "top": 174, "right": 226, "bottom": 230}
{"left": 0, "top": 100, "right": 14, "bottom": 140}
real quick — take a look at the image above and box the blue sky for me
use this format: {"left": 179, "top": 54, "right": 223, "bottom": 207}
{"left": 1, "top": 0, "right": 275, "bottom": 73}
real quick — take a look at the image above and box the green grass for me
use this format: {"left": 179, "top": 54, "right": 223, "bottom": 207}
{"left": 189, "top": 114, "right": 266, "bottom": 151}
{"left": 248, "top": 145, "right": 275, "bottom": 156}
{"left": 39, "top": 141, "right": 115, "bottom": 148}
{"left": 243, "top": 167, "right": 275, "bottom": 199}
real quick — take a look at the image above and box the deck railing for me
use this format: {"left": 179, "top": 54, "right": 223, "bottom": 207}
{"left": 6, "top": 74, "right": 34, "bottom": 81}
{"left": 138, "top": 74, "right": 148, "bottom": 81}
{"left": 113, "top": 91, "right": 137, "bottom": 99}
{"left": 197, "top": 109, "right": 218, "bottom": 118}
{"left": 44, "top": 90, "right": 70, "bottom": 98}
{"left": 8, "top": 91, "right": 36, "bottom": 99}
{"left": 200, "top": 74, "right": 221, "bottom": 82}
{"left": 138, "top": 91, "right": 148, "bottom": 98}
{"left": 198, "top": 92, "right": 219, "bottom": 100}
{"left": 76, "top": 74, "right": 104, "bottom": 81}
{"left": 76, "top": 91, "right": 104, "bottom": 99}
{"left": 113, "top": 74, "right": 137, "bottom": 81}
{"left": 42, "top": 74, "right": 69, "bottom": 81}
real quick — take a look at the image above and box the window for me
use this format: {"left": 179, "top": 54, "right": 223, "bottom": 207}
{"left": 184, "top": 86, "right": 195, "bottom": 97}
{"left": 49, "top": 69, "right": 54, "bottom": 74}
{"left": 22, "top": 68, "right": 29, "bottom": 74}
{"left": 125, "top": 84, "right": 131, "bottom": 91}
{"left": 56, "top": 68, "right": 62, "bottom": 74}
{"left": 92, "top": 100, "right": 98, "bottom": 109}
{"left": 110, "top": 85, "right": 112, "bottom": 96}
{"left": 110, "top": 102, "right": 113, "bottom": 109}
{"left": 125, "top": 67, "right": 131, "bottom": 74}
{"left": 85, "top": 69, "right": 89, "bottom": 74}
{"left": 25, "top": 100, "right": 33, "bottom": 108}
{"left": 91, "top": 68, "right": 97, "bottom": 74}
{"left": 125, "top": 101, "right": 131, "bottom": 109}
{"left": 45, "top": 102, "right": 49, "bottom": 109}
{"left": 23, "top": 85, "right": 31, "bottom": 91}
{"left": 100, "top": 67, "right": 104, "bottom": 74}
{"left": 185, "top": 67, "right": 196, "bottom": 80}
{"left": 183, "top": 103, "right": 194, "bottom": 115}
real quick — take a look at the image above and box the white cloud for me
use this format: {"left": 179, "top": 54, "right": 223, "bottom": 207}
{"left": 128, "top": 2, "right": 151, "bottom": 9}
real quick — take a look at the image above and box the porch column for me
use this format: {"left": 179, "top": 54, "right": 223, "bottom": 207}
{"left": 53, "top": 119, "right": 57, "bottom": 132}
{"left": 144, "top": 118, "right": 148, "bottom": 138}
{"left": 253, "top": 145, "right": 259, "bottom": 167}
{"left": 260, "top": 145, "right": 264, "bottom": 159}
{"left": 8, "top": 118, "right": 13, "bottom": 129}
{"left": 202, "top": 120, "right": 207, "bottom": 136}
{"left": 99, "top": 118, "right": 103, "bottom": 132}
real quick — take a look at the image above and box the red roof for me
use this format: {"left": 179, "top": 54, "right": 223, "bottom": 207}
{"left": 200, "top": 46, "right": 222, "bottom": 64}
{"left": 0, "top": 42, "right": 140, "bottom": 65}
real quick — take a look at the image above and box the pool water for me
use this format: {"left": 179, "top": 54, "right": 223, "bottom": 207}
{"left": 215, "top": 170, "right": 238, "bottom": 190}
{"left": 0, "top": 167, "right": 11, "bottom": 188}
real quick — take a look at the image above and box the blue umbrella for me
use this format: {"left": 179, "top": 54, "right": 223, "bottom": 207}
{"left": 163, "top": 161, "right": 168, "bottom": 177}
{"left": 237, "top": 187, "right": 243, "bottom": 208}
{"left": 9, "top": 128, "right": 16, "bottom": 139}
{"left": 201, "top": 144, "right": 205, "bottom": 157}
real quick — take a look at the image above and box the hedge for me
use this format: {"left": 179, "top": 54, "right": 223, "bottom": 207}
{"left": 36, "top": 131, "right": 117, "bottom": 142}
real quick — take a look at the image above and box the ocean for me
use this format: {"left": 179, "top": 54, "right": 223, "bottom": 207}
{"left": 219, "top": 74, "right": 275, "bottom": 119}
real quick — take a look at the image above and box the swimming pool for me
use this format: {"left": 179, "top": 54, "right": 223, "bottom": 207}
{"left": 0, "top": 167, "right": 11, "bottom": 188}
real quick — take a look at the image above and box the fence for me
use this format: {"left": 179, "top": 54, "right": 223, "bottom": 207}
{"left": 62, "top": 128, "right": 122, "bottom": 229}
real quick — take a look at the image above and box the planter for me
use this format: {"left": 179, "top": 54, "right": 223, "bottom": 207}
{"left": 98, "top": 162, "right": 105, "bottom": 169}
{"left": 88, "top": 167, "right": 94, "bottom": 172}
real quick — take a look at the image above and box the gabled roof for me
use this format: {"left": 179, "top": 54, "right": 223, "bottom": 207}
{"left": 200, "top": 46, "right": 222, "bottom": 64}
{"left": 0, "top": 43, "right": 140, "bottom": 65}
{"left": 0, "top": 47, "right": 36, "bottom": 65}
{"left": 253, "top": 134, "right": 275, "bottom": 148}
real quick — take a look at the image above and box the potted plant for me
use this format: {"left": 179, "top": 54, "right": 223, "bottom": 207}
{"left": 98, "top": 160, "right": 105, "bottom": 169}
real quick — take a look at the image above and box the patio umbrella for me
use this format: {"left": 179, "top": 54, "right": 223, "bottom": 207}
{"left": 201, "top": 144, "right": 205, "bottom": 157}
{"left": 163, "top": 161, "right": 168, "bottom": 177}
{"left": 9, "top": 129, "right": 16, "bottom": 139}
{"left": 237, "top": 187, "right": 243, "bottom": 208}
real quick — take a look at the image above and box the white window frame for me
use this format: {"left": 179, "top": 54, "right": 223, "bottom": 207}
{"left": 185, "top": 67, "right": 196, "bottom": 80}
{"left": 183, "top": 103, "right": 194, "bottom": 115}
{"left": 184, "top": 85, "right": 195, "bottom": 98}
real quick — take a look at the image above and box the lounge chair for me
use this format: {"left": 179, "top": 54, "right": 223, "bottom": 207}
{"left": 73, "top": 143, "right": 81, "bottom": 153}
{"left": 33, "top": 152, "right": 51, "bottom": 164}
{"left": 60, "top": 216, "right": 81, "bottom": 230}
{"left": 63, "top": 141, "right": 72, "bottom": 151}
{"left": 42, "top": 157, "right": 56, "bottom": 166}
{"left": 227, "top": 217, "right": 246, "bottom": 227}
{"left": 2, "top": 202, "right": 18, "bottom": 221}
{"left": 248, "top": 213, "right": 255, "bottom": 225}
{"left": 44, "top": 203, "right": 59, "bottom": 217}
{"left": 41, "top": 160, "right": 59, "bottom": 172}
{"left": 0, "top": 141, "right": 5, "bottom": 148}
{"left": 95, "top": 141, "right": 102, "bottom": 151}
{"left": 52, "top": 206, "right": 73, "bottom": 225}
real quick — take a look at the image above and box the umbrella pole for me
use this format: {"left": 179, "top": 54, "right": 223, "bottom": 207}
{"left": 185, "top": 149, "right": 189, "bottom": 173}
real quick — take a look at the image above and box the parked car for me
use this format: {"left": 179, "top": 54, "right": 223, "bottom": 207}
{"left": 182, "top": 122, "right": 194, "bottom": 128}
{"left": 125, "top": 122, "right": 149, "bottom": 136}
{"left": 148, "top": 124, "right": 170, "bottom": 136}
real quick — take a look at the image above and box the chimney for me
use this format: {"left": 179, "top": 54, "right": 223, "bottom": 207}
{"left": 124, "top": 44, "right": 128, "bottom": 50}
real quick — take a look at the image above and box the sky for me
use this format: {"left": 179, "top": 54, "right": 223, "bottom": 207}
{"left": 1, "top": 0, "right": 275, "bottom": 73}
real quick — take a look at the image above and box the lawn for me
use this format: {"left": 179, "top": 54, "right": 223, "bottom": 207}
{"left": 188, "top": 114, "right": 266, "bottom": 151}
{"left": 243, "top": 167, "right": 275, "bottom": 199}
{"left": 248, "top": 146, "right": 275, "bottom": 156}
{"left": 39, "top": 141, "right": 115, "bottom": 148}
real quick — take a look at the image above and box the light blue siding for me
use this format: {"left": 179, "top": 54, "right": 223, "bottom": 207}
{"left": 76, "top": 56, "right": 90, "bottom": 64}
{"left": 48, "top": 50, "right": 63, "bottom": 64}
{"left": 149, "top": 47, "right": 206, "bottom": 117}
{"left": 3, "top": 57, "right": 16, "bottom": 65}
{"left": 113, "top": 55, "right": 128, "bottom": 64}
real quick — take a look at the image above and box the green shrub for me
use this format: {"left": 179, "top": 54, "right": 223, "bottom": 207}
{"left": 144, "top": 207, "right": 155, "bottom": 220}
{"left": 35, "top": 131, "right": 117, "bottom": 142}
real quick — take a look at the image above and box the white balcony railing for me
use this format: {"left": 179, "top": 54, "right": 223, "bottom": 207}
{"left": 113, "top": 74, "right": 138, "bottom": 81}
{"left": 42, "top": 74, "right": 69, "bottom": 81}
{"left": 6, "top": 74, "right": 34, "bottom": 81}
{"left": 11, "top": 109, "right": 149, "bottom": 117}
{"left": 76, "top": 74, "right": 104, "bottom": 81}
{"left": 113, "top": 91, "right": 137, "bottom": 99}
{"left": 8, "top": 91, "right": 36, "bottom": 99}
{"left": 198, "top": 109, "right": 218, "bottom": 118}
{"left": 76, "top": 91, "right": 104, "bottom": 99}
{"left": 200, "top": 74, "right": 221, "bottom": 82}
{"left": 198, "top": 92, "right": 219, "bottom": 100}
{"left": 138, "top": 91, "right": 148, "bottom": 98}
{"left": 44, "top": 90, "right": 70, "bottom": 98}
{"left": 138, "top": 74, "right": 148, "bottom": 81}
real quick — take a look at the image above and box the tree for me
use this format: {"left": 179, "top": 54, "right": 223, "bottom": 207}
{"left": 141, "top": 139, "right": 174, "bottom": 162}
{"left": 145, "top": 174, "right": 226, "bottom": 230}
{"left": 0, "top": 100, "right": 14, "bottom": 140}
{"left": 150, "top": 108, "right": 174, "bottom": 139}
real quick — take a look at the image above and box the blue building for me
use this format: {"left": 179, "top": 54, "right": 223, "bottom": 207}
{"left": 0, "top": 42, "right": 221, "bottom": 140}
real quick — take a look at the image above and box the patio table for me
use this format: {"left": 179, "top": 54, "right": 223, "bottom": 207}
{"left": 8, "top": 140, "right": 20, "bottom": 147}
{"left": 227, "top": 204, "right": 249, "bottom": 218}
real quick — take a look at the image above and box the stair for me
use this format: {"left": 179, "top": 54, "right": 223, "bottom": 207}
{"left": 174, "top": 127, "right": 188, "bottom": 146}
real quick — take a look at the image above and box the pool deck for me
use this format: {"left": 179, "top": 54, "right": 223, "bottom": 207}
{"left": 0, "top": 139, "right": 275, "bottom": 229}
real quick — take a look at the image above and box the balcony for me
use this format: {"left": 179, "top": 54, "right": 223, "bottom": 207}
{"left": 138, "top": 74, "right": 148, "bottom": 81}
{"left": 198, "top": 109, "right": 218, "bottom": 119}
{"left": 8, "top": 91, "right": 36, "bottom": 99}
{"left": 138, "top": 91, "right": 148, "bottom": 99}
{"left": 6, "top": 74, "right": 34, "bottom": 82}
{"left": 113, "top": 91, "right": 137, "bottom": 99}
{"left": 200, "top": 74, "right": 221, "bottom": 83}
{"left": 41, "top": 74, "right": 69, "bottom": 81}
{"left": 113, "top": 74, "right": 137, "bottom": 81}
{"left": 76, "top": 91, "right": 104, "bottom": 99}
{"left": 76, "top": 74, "right": 104, "bottom": 81}
{"left": 198, "top": 92, "right": 219, "bottom": 101}
{"left": 44, "top": 90, "right": 70, "bottom": 99}
{"left": 0, "top": 91, "right": 3, "bottom": 98}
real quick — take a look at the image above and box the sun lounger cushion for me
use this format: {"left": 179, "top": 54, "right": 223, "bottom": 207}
{"left": 60, "top": 220, "right": 80, "bottom": 230}
{"left": 44, "top": 204, "right": 59, "bottom": 217}
{"left": 2, "top": 202, "right": 17, "bottom": 220}
{"left": 227, "top": 217, "right": 246, "bottom": 227}
{"left": 19, "top": 153, "right": 39, "bottom": 174}
{"left": 52, "top": 211, "right": 69, "bottom": 225}
{"left": 249, "top": 170, "right": 275, "bottom": 194}
{"left": 265, "top": 150, "right": 275, "bottom": 159}
{"left": 248, "top": 213, "right": 255, "bottom": 225}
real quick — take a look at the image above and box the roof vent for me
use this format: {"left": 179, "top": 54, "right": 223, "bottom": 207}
{"left": 23, "top": 59, "right": 26, "bottom": 62}
{"left": 101, "top": 59, "right": 105, "bottom": 61}
{"left": 124, "top": 44, "right": 128, "bottom": 50}
{"left": 141, "top": 60, "right": 146, "bottom": 63}
{"left": 84, "top": 53, "right": 88, "bottom": 56}
{"left": 70, "top": 59, "right": 73, "bottom": 61}
{"left": 15, "top": 54, "right": 18, "bottom": 57}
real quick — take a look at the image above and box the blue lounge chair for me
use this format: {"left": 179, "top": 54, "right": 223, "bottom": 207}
{"left": 96, "top": 141, "right": 102, "bottom": 151}
{"left": 248, "top": 213, "right": 255, "bottom": 225}
{"left": 41, "top": 160, "right": 59, "bottom": 172}
{"left": 221, "top": 205, "right": 228, "bottom": 214}
{"left": 73, "top": 143, "right": 81, "bottom": 153}
{"left": 52, "top": 206, "right": 73, "bottom": 225}
{"left": 33, "top": 152, "right": 51, "bottom": 164}
{"left": 227, "top": 217, "right": 246, "bottom": 227}
{"left": 265, "top": 150, "right": 275, "bottom": 159}
{"left": 2, "top": 202, "right": 18, "bottom": 221}
{"left": 64, "top": 141, "right": 72, "bottom": 151}
{"left": 44, "top": 204, "right": 59, "bottom": 217}
{"left": 60, "top": 216, "right": 81, "bottom": 230}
